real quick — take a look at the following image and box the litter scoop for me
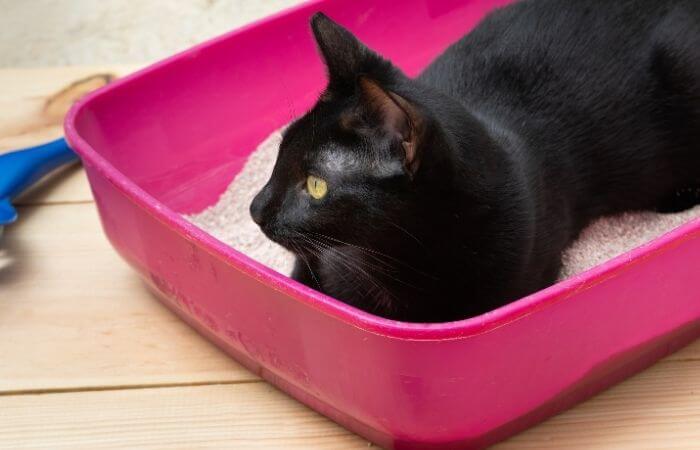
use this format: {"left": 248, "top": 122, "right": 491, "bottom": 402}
{"left": 0, "top": 138, "right": 78, "bottom": 239}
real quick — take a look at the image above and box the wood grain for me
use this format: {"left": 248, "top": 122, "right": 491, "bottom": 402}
{"left": 495, "top": 359, "right": 700, "bottom": 449}
{"left": 0, "top": 66, "right": 138, "bottom": 206}
{"left": 0, "top": 383, "right": 370, "bottom": 450}
{"left": 0, "top": 66, "right": 135, "bottom": 143}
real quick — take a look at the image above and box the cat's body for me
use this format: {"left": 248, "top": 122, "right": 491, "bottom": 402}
{"left": 251, "top": 0, "right": 700, "bottom": 322}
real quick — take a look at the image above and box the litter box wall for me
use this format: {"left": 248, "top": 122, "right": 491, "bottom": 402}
{"left": 67, "top": 0, "right": 700, "bottom": 448}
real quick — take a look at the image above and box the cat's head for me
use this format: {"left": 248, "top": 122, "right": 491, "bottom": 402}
{"left": 250, "top": 13, "right": 454, "bottom": 256}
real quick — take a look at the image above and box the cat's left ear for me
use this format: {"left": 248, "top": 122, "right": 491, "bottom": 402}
{"left": 311, "top": 13, "right": 376, "bottom": 87}
{"left": 359, "top": 77, "right": 425, "bottom": 176}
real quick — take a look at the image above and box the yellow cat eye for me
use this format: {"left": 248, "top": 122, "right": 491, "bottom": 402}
{"left": 306, "top": 175, "right": 328, "bottom": 200}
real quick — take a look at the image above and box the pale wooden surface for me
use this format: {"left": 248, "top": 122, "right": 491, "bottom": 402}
{"left": 0, "top": 67, "right": 698, "bottom": 450}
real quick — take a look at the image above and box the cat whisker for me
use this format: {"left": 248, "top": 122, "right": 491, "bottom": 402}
{"left": 294, "top": 231, "right": 380, "bottom": 304}
{"left": 291, "top": 232, "right": 356, "bottom": 287}
{"left": 289, "top": 240, "right": 322, "bottom": 290}
{"left": 303, "top": 232, "right": 395, "bottom": 275}
{"left": 384, "top": 219, "right": 427, "bottom": 250}
{"left": 295, "top": 231, "right": 397, "bottom": 301}
{"left": 309, "top": 231, "right": 438, "bottom": 281}
{"left": 300, "top": 231, "right": 425, "bottom": 294}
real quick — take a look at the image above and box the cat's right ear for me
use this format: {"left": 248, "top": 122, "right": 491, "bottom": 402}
{"left": 358, "top": 77, "right": 425, "bottom": 177}
{"left": 311, "top": 12, "right": 371, "bottom": 87}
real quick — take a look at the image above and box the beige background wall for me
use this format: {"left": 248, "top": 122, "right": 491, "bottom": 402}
{"left": 0, "top": 0, "right": 303, "bottom": 67}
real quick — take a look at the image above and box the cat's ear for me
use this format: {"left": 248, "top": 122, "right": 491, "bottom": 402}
{"left": 311, "top": 12, "right": 373, "bottom": 85}
{"left": 359, "top": 77, "right": 424, "bottom": 176}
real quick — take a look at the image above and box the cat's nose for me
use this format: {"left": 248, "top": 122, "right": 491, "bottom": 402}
{"left": 250, "top": 185, "right": 271, "bottom": 226}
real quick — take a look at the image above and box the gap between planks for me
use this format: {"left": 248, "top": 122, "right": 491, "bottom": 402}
{"left": 0, "top": 383, "right": 371, "bottom": 450}
{"left": 0, "top": 355, "right": 697, "bottom": 450}
{"left": 0, "top": 379, "right": 263, "bottom": 398}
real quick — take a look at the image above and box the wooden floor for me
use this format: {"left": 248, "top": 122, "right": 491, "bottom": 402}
{"left": 1, "top": 67, "right": 699, "bottom": 450}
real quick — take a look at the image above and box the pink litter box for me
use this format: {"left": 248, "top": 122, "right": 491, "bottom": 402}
{"left": 65, "top": 0, "right": 700, "bottom": 448}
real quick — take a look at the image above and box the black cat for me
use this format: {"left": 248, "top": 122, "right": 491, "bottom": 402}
{"left": 250, "top": 0, "right": 700, "bottom": 322}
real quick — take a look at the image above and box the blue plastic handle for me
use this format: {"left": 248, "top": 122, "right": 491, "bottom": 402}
{"left": 0, "top": 137, "right": 79, "bottom": 225}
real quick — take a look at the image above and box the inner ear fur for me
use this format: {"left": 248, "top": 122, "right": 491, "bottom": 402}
{"left": 358, "top": 76, "right": 424, "bottom": 175}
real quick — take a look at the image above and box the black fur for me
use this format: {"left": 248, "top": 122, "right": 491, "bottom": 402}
{"left": 250, "top": 0, "right": 700, "bottom": 322}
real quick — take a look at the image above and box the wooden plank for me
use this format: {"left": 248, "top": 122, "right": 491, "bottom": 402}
{"left": 0, "top": 202, "right": 257, "bottom": 394}
{"left": 495, "top": 359, "right": 700, "bottom": 449}
{"left": 0, "top": 359, "right": 698, "bottom": 449}
{"left": 0, "top": 66, "right": 138, "bottom": 205}
{"left": 0, "top": 383, "right": 370, "bottom": 450}
{"left": 675, "top": 339, "right": 700, "bottom": 361}
{"left": 0, "top": 66, "right": 136, "bottom": 143}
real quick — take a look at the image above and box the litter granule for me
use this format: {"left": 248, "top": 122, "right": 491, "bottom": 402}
{"left": 186, "top": 129, "right": 700, "bottom": 281}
